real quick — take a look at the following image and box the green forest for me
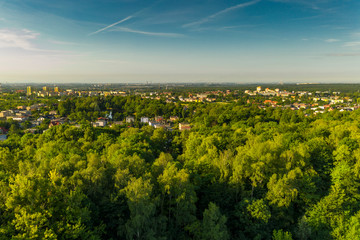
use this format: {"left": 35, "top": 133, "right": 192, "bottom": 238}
{"left": 1, "top": 96, "right": 360, "bottom": 239}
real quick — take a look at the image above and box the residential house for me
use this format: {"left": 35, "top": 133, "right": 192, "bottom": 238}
{"left": 155, "top": 116, "right": 164, "bottom": 122}
{"left": 16, "top": 110, "right": 31, "bottom": 116}
{"left": 49, "top": 121, "right": 62, "bottom": 128}
{"left": 149, "top": 121, "right": 158, "bottom": 127}
{"left": 126, "top": 116, "right": 135, "bottom": 123}
{"left": 93, "top": 117, "right": 107, "bottom": 127}
{"left": 0, "top": 110, "right": 12, "bottom": 118}
{"left": 179, "top": 123, "right": 191, "bottom": 131}
{"left": 154, "top": 124, "right": 173, "bottom": 131}
{"left": 17, "top": 105, "right": 27, "bottom": 110}
{"left": 37, "top": 116, "right": 49, "bottom": 122}
{"left": 27, "top": 103, "right": 45, "bottom": 111}
{"left": 140, "top": 117, "right": 149, "bottom": 123}
{"left": 169, "top": 116, "right": 179, "bottom": 122}
{"left": 7, "top": 116, "right": 28, "bottom": 122}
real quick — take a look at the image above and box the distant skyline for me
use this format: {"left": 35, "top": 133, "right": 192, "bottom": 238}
{"left": 0, "top": 0, "right": 360, "bottom": 83}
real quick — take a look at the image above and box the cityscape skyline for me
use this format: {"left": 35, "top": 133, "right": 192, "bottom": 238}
{"left": 0, "top": 0, "right": 360, "bottom": 83}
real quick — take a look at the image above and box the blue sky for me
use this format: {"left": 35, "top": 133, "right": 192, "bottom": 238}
{"left": 0, "top": 0, "right": 359, "bottom": 83}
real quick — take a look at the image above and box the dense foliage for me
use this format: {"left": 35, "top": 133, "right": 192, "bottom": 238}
{"left": 1, "top": 97, "right": 360, "bottom": 239}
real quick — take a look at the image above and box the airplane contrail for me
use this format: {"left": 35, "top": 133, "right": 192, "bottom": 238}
{"left": 183, "top": 0, "right": 260, "bottom": 28}
{"left": 88, "top": 15, "right": 133, "bottom": 36}
{"left": 88, "top": 0, "right": 163, "bottom": 36}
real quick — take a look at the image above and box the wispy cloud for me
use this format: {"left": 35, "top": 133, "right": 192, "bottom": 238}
{"left": 88, "top": 15, "right": 133, "bottom": 36}
{"left": 183, "top": 0, "right": 260, "bottom": 28}
{"left": 344, "top": 42, "right": 360, "bottom": 47}
{"left": 325, "top": 38, "right": 340, "bottom": 43}
{"left": 0, "top": 28, "right": 40, "bottom": 51}
{"left": 0, "top": 28, "right": 73, "bottom": 54}
{"left": 112, "top": 27, "right": 184, "bottom": 38}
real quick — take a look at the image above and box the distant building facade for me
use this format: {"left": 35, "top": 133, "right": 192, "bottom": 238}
{"left": 27, "top": 86, "right": 32, "bottom": 96}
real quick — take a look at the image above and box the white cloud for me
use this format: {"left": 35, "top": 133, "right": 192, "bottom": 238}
{"left": 0, "top": 28, "right": 40, "bottom": 51}
{"left": 0, "top": 28, "right": 74, "bottom": 54}
{"left": 112, "top": 27, "right": 184, "bottom": 38}
{"left": 183, "top": 0, "right": 260, "bottom": 28}
{"left": 325, "top": 38, "right": 340, "bottom": 43}
{"left": 344, "top": 41, "right": 360, "bottom": 47}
